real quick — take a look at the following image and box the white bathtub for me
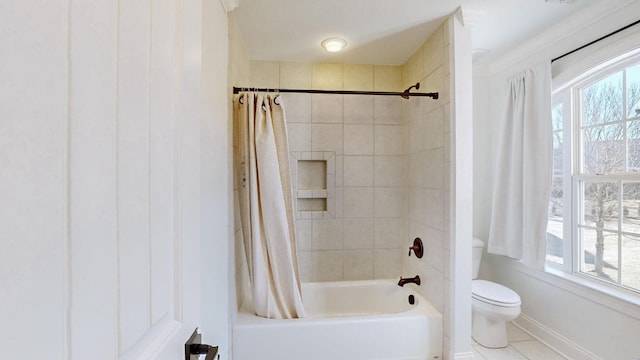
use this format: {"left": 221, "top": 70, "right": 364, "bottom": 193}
{"left": 233, "top": 279, "right": 443, "bottom": 360}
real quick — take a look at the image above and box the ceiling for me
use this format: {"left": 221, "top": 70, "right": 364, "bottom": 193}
{"left": 232, "top": 0, "right": 600, "bottom": 65}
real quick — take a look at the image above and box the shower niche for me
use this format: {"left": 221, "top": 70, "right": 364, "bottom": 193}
{"left": 291, "top": 151, "right": 335, "bottom": 218}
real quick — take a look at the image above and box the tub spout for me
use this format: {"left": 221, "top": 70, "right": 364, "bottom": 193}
{"left": 398, "top": 275, "right": 421, "bottom": 287}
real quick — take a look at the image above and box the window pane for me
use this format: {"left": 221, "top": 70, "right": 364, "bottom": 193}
{"left": 627, "top": 63, "right": 640, "bottom": 119}
{"left": 622, "top": 234, "right": 640, "bottom": 291}
{"left": 627, "top": 120, "right": 640, "bottom": 171}
{"left": 582, "top": 124, "right": 624, "bottom": 174}
{"left": 581, "top": 71, "right": 623, "bottom": 126}
{"left": 622, "top": 182, "right": 640, "bottom": 233}
{"left": 546, "top": 229, "right": 564, "bottom": 265}
{"left": 582, "top": 181, "right": 619, "bottom": 230}
{"left": 549, "top": 176, "right": 563, "bottom": 218}
{"left": 621, "top": 181, "right": 640, "bottom": 292}
{"left": 553, "top": 130, "right": 563, "bottom": 171}
{"left": 580, "top": 227, "right": 619, "bottom": 284}
{"left": 552, "top": 103, "right": 563, "bottom": 131}
{"left": 547, "top": 176, "right": 564, "bottom": 265}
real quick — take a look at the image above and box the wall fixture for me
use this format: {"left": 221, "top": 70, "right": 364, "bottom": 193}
{"left": 408, "top": 237, "right": 424, "bottom": 258}
{"left": 321, "top": 37, "right": 347, "bottom": 53}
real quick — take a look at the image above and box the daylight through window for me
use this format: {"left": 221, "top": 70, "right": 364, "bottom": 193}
{"left": 547, "top": 49, "right": 640, "bottom": 294}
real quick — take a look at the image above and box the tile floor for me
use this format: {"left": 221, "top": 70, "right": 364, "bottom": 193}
{"left": 472, "top": 322, "right": 567, "bottom": 360}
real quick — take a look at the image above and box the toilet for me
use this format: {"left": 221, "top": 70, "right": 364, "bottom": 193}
{"left": 472, "top": 238, "right": 521, "bottom": 348}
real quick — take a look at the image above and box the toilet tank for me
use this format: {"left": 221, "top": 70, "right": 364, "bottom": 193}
{"left": 472, "top": 238, "right": 485, "bottom": 279}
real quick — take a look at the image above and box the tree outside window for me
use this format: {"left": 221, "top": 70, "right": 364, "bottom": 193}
{"left": 548, "top": 59, "right": 640, "bottom": 293}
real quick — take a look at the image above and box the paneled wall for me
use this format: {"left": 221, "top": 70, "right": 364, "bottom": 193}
{"left": 0, "top": 1, "right": 69, "bottom": 357}
{"left": 0, "top": 1, "right": 232, "bottom": 358}
{"left": 67, "top": 1, "right": 192, "bottom": 355}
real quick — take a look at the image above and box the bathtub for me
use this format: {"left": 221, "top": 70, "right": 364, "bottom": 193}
{"left": 233, "top": 279, "right": 443, "bottom": 360}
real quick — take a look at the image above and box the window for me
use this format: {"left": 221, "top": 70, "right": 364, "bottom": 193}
{"left": 547, "top": 49, "right": 640, "bottom": 294}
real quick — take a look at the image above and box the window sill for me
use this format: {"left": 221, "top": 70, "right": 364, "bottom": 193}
{"left": 510, "top": 260, "right": 640, "bottom": 320}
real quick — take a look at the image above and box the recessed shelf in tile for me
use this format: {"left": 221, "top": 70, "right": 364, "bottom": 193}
{"left": 291, "top": 151, "right": 336, "bottom": 218}
{"left": 298, "top": 160, "right": 326, "bottom": 190}
{"left": 297, "top": 198, "right": 327, "bottom": 212}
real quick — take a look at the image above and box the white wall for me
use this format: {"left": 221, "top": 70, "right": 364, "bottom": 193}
{"left": 473, "top": 1, "right": 640, "bottom": 358}
{"left": 0, "top": 2, "right": 68, "bottom": 357}
{"left": 448, "top": 11, "right": 474, "bottom": 360}
{"left": 0, "top": 0, "right": 232, "bottom": 358}
{"left": 201, "top": 0, "right": 233, "bottom": 356}
{"left": 229, "top": 11, "right": 252, "bottom": 321}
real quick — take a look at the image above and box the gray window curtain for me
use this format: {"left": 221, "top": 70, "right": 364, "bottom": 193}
{"left": 488, "top": 62, "right": 553, "bottom": 270}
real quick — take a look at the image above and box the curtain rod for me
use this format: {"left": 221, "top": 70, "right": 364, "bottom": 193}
{"left": 232, "top": 82, "right": 439, "bottom": 100}
{"left": 551, "top": 18, "right": 640, "bottom": 63}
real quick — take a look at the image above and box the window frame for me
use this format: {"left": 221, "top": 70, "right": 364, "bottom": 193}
{"left": 547, "top": 90, "right": 572, "bottom": 270}
{"left": 549, "top": 48, "right": 640, "bottom": 298}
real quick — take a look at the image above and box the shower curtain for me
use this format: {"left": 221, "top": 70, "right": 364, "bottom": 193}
{"left": 234, "top": 92, "right": 306, "bottom": 319}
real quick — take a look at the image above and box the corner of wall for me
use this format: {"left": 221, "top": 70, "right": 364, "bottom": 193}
{"left": 447, "top": 7, "right": 474, "bottom": 357}
{"left": 399, "top": 16, "right": 457, "bottom": 358}
{"left": 228, "top": 12, "right": 251, "bottom": 89}
{"left": 228, "top": 10, "right": 251, "bottom": 318}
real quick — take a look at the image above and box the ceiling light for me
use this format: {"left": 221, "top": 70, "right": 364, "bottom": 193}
{"left": 321, "top": 37, "right": 347, "bottom": 53}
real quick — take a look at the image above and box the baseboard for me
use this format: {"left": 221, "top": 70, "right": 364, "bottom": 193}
{"left": 514, "top": 314, "right": 602, "bottom": 360}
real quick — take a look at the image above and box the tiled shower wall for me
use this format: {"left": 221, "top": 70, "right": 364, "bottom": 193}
{"left": 400, "top": 20, "right": 453, "bottom": 353}
{"left": 402, "top": 21, "right": 450, "bottom": 312}
{"left": 247, "top": 61, "right": 408, "bottom": 282}
{"left": 288, "top": 91, "right": 406, "bottom": 282}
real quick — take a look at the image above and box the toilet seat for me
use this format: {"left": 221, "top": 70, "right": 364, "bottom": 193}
{"left": 472, "top": 280, "right": 521, "bottom": 307}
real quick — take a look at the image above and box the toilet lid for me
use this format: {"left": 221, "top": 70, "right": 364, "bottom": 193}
{"left": 472, "top": 280, "right": 521, "bottom": 306}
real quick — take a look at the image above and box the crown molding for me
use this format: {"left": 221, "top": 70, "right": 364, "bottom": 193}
{"left": 483, "top": 0, "right": 637, "bottom": 74}
{"left": 454, "top": 6, "right": 486, "bottom": 28}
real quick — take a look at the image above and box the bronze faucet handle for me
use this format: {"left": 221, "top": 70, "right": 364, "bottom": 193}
{"left": 408, "top": 237, "right": 424, "bottom": 258}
